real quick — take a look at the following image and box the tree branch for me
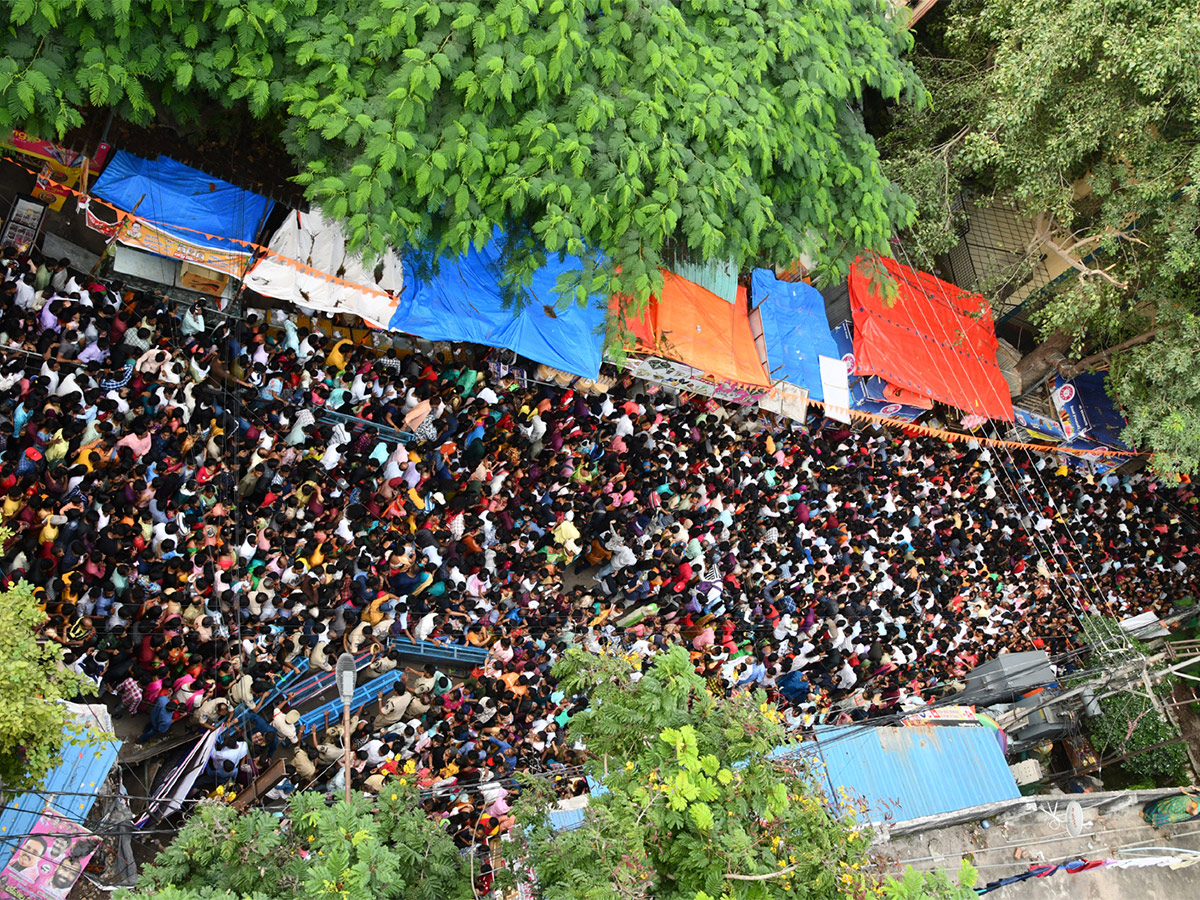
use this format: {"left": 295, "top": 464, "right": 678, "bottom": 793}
{"left": 1057, "top": 328, "right": 1161, "bottom": 378}
{"left": 1027, "top": 213, "right": 1143, "bottom": 291}
{"left": 1041, "top": 233, "right": 1129, "bottom": 290}
{"left": 725, "top": 864, "right": 798, "bottom": 881}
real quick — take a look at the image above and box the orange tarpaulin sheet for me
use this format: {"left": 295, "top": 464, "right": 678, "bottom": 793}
{"left": 849, "top": 257, "right": 1014, "bottom": 422}
{"left": 614, "top": 271, "right": 771, "bottom": 387}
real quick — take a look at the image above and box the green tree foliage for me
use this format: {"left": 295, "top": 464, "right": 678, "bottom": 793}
{"left": 878, "top": 0, "right": 1200, "bottom": 471}
{"left": 1086, "top": 685, "right": 1189, "bottom": 786}
{"left": 128, "top": 787, "right": 474, "bottom": 900}
{"left": 0, "top": 577, "right": 92, "bottom": 795}
{"left": 882, "top": 862, "right": 978, "bottom": 900}
{"left": 505, "top": 646, "right": 975, "bottom": 900}
{"left": 1, "top": 0, "right": 920, "bottom": 316}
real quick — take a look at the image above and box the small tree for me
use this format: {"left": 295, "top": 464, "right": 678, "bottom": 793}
{"left": 883, "top": 864, "right": 978, "bottom": 900}
{"left": 128, "top": 787, "right": 474, "bottom": 900}
{"left": 1087, "top": 688, "right": 1189, "bottom": 787}
{"left": 0, "top": 578, "right": 92, "bottom": 795}
{"left": 504, "top": 646, "right": 976, "bottom": 900}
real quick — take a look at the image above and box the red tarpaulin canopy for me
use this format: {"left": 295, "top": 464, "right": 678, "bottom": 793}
{"left": 848, "top": 257, "right": 1014, "bottom": 421}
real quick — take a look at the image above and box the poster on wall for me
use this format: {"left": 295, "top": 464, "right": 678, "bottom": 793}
{"left": 0, "top": 195, "right": 47, "bottom": 250}
{"left": 0, "top": 812, "right": 99, "bottom": 900}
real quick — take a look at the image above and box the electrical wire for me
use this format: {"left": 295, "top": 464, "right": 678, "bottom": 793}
{"left": 889, "top": 241, "right": 1120, "bottom": 648}
{"left": 891, "top": 823, "right": 1200, "bottom": 872}
{"left": 10, "top": 254, "right": 1195, "bottom": 842}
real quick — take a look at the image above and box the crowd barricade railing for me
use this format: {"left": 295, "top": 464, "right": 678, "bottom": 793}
{"left": 296, "top": 670, "right": 404, "bottom": 732}
{"left": 318, "top": 407, "right": 415, "bottom": 444}
{"left": 229, "top": 650, "right": 374, "bottom": 730}
{"left": 387, "top": 636, "right": 488, "bottom": 667}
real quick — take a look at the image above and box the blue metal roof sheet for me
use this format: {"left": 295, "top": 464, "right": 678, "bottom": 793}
{"left": 0, "top": 728, "right": 121, "bottom": 868}
{"left": 773, "top": 725, "right": 1018, "bottom": 824}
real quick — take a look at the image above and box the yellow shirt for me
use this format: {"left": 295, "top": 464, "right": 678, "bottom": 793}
{"left": 45, "top": 431, "right": 69, "bottom": 462}
{"left": 75, "top": 445, "right": 106, "bottom": 473}
{"left": 326, "top": 338, "right": 353, "bottom": 371}
{"left": 363, "top": 597, "right": 388, "bottom": 627}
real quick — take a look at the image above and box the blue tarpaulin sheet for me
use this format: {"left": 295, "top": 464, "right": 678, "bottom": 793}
{"left": 92, "top": 151, "right": 273, "bottom": 253}
{"left": 0, "top": 723, "right": 121, "bottom": 869}
{"left": 752, "top": 270, "right": 839, "bottom": 401}
{"left": 388, "top": 240, "right": 607, "bottom": 379}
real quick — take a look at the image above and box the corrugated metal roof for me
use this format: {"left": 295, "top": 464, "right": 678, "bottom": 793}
{"left": 773, "top": 725, "right": 1018, "bottom": 824}
{"left": 0, "top": 725, "right": 121, "bottom": 868}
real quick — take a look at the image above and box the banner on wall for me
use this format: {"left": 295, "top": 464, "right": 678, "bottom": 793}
{"left": 1013, "top": 404, "right": 1067, "bottom": 441}
{"left": 830, "top": 321, "right": 855, "bottom": 375}
{"left": 0, "top": 812, "right": 98, "bottom": 900}
{"left": 851, "top": 393, "right": 927, "bottom": 423}
{"left": 86, "top": 208, "right": 252, "bottom": 278}
{"left": 1047, "top": 373, "right": 1128, "bottom": 447}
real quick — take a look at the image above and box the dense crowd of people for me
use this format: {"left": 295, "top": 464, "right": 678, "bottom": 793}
{"left": 4, "top": 246, "right": 1197, "bottom": 851}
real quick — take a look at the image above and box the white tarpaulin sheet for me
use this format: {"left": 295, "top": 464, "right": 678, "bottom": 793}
{"left": 244, "top": 209, "right": 402, "bottom": 327}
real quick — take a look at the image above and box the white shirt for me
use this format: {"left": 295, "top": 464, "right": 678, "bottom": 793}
{"left": 14, "top": 279, "right": 35, "bottom": 309}
{"left": 414, "top": 612, "right": 437, "bottom": 642}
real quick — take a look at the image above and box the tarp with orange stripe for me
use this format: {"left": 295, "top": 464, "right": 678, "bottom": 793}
{"left": 613, "top": 271, "right": 771, "bottom": 387}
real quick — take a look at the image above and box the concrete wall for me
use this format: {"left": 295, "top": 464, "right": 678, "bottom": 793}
{"left": 875, "top": 788, "right": 1200, "bottom": 900}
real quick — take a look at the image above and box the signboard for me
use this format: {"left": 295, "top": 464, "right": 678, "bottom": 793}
{"left": 758, "top": 382, "right": 810, "bottom": 423}
{"left": 904, "top": 706, "right": 980, "bottom": 726}
{"left": 851, "top": 395, "right": 927, "bottom": 423}
{"left": 819, "top": 354, "right": 852, "bottom": 424}
{"left": 0, "top": 130, "right": 110, "bottom": 170}
{"left": 0, "top": 812, "right": 98, "bottom": 900}
{"left": 87, "top": 208, "right": 251, "bottom": 278}
{"left": 33, "top": 163, "right": 75, "bottom": 212}
{"left": 1013, "top": 404, "right": 1067, "bottom": 441}
{"left": 625, "top": 356, "right": 770, "bottom": 406}
{"left": 1, "top": 131, "right": 111, "bottom": 212}
{"left": 1048, "top": 375, "right": 1088, "bottom": 440}
{"left": 0, "top": 195, "right": 47, "bottom": 250}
